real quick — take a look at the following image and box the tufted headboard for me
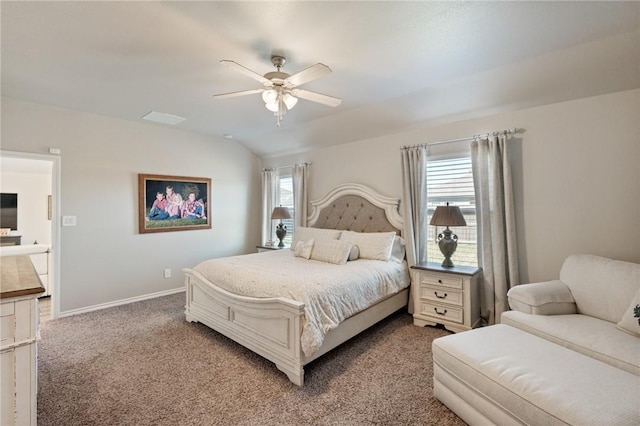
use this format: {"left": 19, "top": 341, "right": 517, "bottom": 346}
{"left": 307, "top": 183, "right": 403, "bottom": 235}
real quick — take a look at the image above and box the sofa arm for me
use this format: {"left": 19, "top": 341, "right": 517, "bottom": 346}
{"left": 507, "top": 280, "right": 577, "bottom": 315}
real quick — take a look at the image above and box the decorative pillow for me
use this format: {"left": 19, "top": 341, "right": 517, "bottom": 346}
{"left": 616, "top": 288, "right": 640, "bottom": 337}
{"left": 389, "top": 236, "right": 406, "bottom": 263}
{"left": 348, "top": 245, "right": 360, "bottom": 261}
{"left": 291, "top": 227, "right": 342, "bottom": 250}
{"left": 339, "top": 230, "right": 396, "bottom": 261}
{"left": 309, "top": 239, "right": 353, "bottom": 265}
{"left": 293, "top": 238, "right": 314, "bottom": 260}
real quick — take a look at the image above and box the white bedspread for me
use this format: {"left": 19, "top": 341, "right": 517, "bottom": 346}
{"left": 193, "top": 250, "right": 410, "bottom": 357}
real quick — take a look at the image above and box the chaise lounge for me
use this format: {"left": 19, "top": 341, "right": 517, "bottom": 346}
{"left": 432, "top": 254, "right": 640, "bottom": 425}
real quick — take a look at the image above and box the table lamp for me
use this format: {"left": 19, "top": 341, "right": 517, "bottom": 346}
{"left": 271, "top": 206, "right": 292, "bottom": 248}
{"left": 430, "top": 202, "right": 467, "bottom": 267}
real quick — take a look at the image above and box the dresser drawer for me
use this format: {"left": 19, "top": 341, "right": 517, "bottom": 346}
{"left": 419, "top": 302, "right": 463, "bottom": 324}
{"left": 419, "top": 273, "right": 463, "bottom": 289}
{"left": 420, "top": 285, "right": 463, "bottom": 306}
{"left": 1, "top": 299, "right": 36, "bottom": 344}
{"left": 1, "top": 302, "right": 16, "bottom": 347}
{"left": 0, "top": 302, "right": 15, "bottom": 317}
{"left": 0, "top": 315, "right": 16, "bottom": 346}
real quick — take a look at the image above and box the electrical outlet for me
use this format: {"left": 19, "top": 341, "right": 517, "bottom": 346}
{"left": 163, "top": 268, "right": 171, "bottom": 279}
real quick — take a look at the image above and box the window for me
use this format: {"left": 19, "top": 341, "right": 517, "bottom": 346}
{"left": 276, "top": 170, "right": 294, "bottom": 246}
{"left": 426, "top": 156, "right": 477, "bottom": 267}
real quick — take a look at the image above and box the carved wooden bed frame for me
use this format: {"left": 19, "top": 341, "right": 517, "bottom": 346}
{"left": 183, "top": 183, "right": 409, "bottom": 385}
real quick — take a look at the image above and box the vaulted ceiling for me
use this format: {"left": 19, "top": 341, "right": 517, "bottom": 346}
{"left": 2, "top": 1, "right": 638, "bottom": 158}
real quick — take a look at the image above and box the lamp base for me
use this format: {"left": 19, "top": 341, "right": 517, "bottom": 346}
{"left": 275, "top": 222, "right": 287, "bottom": 248}
{"left": 436, "top": 227, "right": 458, "bottom": 268}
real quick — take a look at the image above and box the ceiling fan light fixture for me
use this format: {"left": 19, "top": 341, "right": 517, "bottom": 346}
{"left": 283, "top": 93, "right": 298, "bottom": 110}
{"left": 214, "top": 56, "right": 341, "bottom": 127}
{"left": 262, "top": 89, "right": 277, "bottom": 104}
{"left": 265, "top": 101, "right": 279, "bottom": 113}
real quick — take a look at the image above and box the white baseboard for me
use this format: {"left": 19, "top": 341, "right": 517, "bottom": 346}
{"left": 59, "top": 287, "right": 185, "bottom": 318}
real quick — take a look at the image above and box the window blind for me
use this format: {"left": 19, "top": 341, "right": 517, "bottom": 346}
{"left": 426, "top": 157, "right": 478, "bottom": 267}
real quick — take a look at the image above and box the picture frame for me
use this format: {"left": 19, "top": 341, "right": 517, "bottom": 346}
{"left": 138, "top": 174, "right": 211, "bottom": 234}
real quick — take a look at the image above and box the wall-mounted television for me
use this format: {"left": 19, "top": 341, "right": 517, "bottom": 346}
{"left": 0, "top": 193, "right": 18, "bottom": 230}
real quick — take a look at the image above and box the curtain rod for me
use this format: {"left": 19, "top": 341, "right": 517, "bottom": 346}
{"left": 400, "top": 128, "right": 524, "bottom": 151}
{"left": 262, "top": 161, "right": 312, "bottom": 172}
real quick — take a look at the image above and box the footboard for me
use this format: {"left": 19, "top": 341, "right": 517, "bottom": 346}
{"left": 183, "top": 268, "right": 307, "bottom": 385}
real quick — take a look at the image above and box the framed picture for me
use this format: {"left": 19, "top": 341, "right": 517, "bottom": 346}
{"left": 138, "top": 174, "right": 211, "bottom": 234}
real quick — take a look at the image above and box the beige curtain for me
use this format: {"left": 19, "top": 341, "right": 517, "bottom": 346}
{"left": 292, "top": 163, "right": 308, "bottom": 229}
{"left": 400, "top": 146, "right": 429, "bottom": 314}
{"left": 261, "top": 169, "right": 276, "bottom": 245}
{"left": 471, "top": 134, "right": 519, "bottom": 324}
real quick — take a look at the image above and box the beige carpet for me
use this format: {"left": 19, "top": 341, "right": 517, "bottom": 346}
{"left": 38, "top": 292, "right": 464, "bottom": 425}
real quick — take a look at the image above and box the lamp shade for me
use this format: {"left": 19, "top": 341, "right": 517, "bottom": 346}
{"left": 271, "top": 206, "right": 292, "bottom": 220}
{"left": 262, "top": 89, "right": 277, "bottom": 104}
{"left": 282, "top": 93, "right": 298, "bottom": 110}
{"left": 430, "top": 204, "right": 467, "bottom": 227}
{"left": 265, "top": 101, "right": 279, "bottom": 112}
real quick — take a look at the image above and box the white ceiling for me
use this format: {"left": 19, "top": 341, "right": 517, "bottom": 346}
{"left": 2, "top": 1, "right": 638, "bottom": 158}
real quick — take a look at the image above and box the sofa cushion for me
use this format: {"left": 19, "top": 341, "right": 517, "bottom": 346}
{"left": 433, "top": 324, "right": 640, "bottom": 426}
{"left": 617, "top": 288, "right": 640, "bottom": 337}
{"left": 502, "top": 310, "right": 640, "bottom": 375}
{"left": 507, "top": 280, "right": 577, "bottom": 315}
{"left": 559, "top": 254, "right": 640, "bottom": 323}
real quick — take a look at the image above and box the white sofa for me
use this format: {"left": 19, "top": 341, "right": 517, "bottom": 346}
{"left": 432, "top": 254, "right": 640, "bottom": 425}
{"left": 503, "top": 254, "right": 640, "bottom": 375}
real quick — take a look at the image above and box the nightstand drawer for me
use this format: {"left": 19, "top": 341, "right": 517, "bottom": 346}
{"left": 419, "top": 302, "right": 463, "bottom": 324}
{"left": 420, "top": 285, "right": 463, "bottom": 306}
{"left": 420, "top": 273, "right": 463, "bottom": 289}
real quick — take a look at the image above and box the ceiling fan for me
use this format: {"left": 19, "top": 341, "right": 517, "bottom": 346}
{"left": 213, "top": 56, "right": 342, "bottom": 126}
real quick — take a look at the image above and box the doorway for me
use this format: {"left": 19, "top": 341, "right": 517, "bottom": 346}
{"left": 0, "top": 150, "right": 61, "bottom": 319}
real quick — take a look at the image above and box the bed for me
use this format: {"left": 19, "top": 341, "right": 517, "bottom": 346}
{"left": 183, "top": 183, "right": 410, "bottom": 385}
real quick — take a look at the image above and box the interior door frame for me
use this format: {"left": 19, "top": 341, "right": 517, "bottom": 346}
{"left": 1, "top": 150, "right": 61, "bottom": 319}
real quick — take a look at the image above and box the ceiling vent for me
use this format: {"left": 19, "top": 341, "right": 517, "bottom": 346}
{"left": 142, "top": 111, "right": 186, "bottom": 126}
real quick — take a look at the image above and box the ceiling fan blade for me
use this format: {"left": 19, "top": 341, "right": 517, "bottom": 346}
{"left": 284, "top": 63, "right": 332, "bottom": 87}
{"left": 220, "top": 60, "right": 273, "bottom": 86}
{"left": 212, "top": 88, "right": 264, "bottom": 99}
{"left": 292, "top": 89, "right": 342, "bottom": 107}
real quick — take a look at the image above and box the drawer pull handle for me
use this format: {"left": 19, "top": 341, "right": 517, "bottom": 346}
{"left": 434, "top": 291, "right": 447, "bottom": 299}
{"left": 438, "top": 279, "right": 443, "bottom": 283}
{"left": 434, "top": 307, "right": 448, "bottom": 316}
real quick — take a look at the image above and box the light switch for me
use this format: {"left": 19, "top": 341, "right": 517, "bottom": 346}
{"left": 62, "top": 216, "right": 77, "bottom": 226}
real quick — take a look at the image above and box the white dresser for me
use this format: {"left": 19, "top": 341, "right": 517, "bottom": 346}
{"left": 412, "top": 262, "right": 481, "bottom": 333}
{"left": 1, "top": 255, "right": 44, "bottom": 426}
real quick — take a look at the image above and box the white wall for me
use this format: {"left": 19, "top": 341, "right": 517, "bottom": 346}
{"left": 1, "top": 97, "right": 262, "bottom": 313}
{"left": 3, "top": 90, "right": 638, "bottom": 311}
{"left": 264, "top": 89, "right": 640, "bottom": 284}
{"left": 1, "top": 166, "right": 52, "bottom": 245}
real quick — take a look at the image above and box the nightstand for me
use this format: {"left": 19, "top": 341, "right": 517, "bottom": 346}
{"left": 411, "top": 262, "right": 481, "bottom": 333}
{"left": 256, "top": 245, "right": 285, "bottom": 253}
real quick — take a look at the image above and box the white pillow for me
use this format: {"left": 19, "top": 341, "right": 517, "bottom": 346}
{"left": 293, "top": 238, "right": 314, "bottom": 260}
{"left": 310, "top": 239, "right": 353, "bottom": 265}
{"left": 348, "top": 244, "right": 360, "bottom": 261}
{"left": 291, "top": 227, "right": 341, "bottom": 250}
{"left": 616, "top": 288, "right": 640, "bottom": 337}
{"left": 389, "top": 236, "right": 406, "bottom": 263}
{"left": 339, "top": 230, "right": 396, "bottom": 261}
